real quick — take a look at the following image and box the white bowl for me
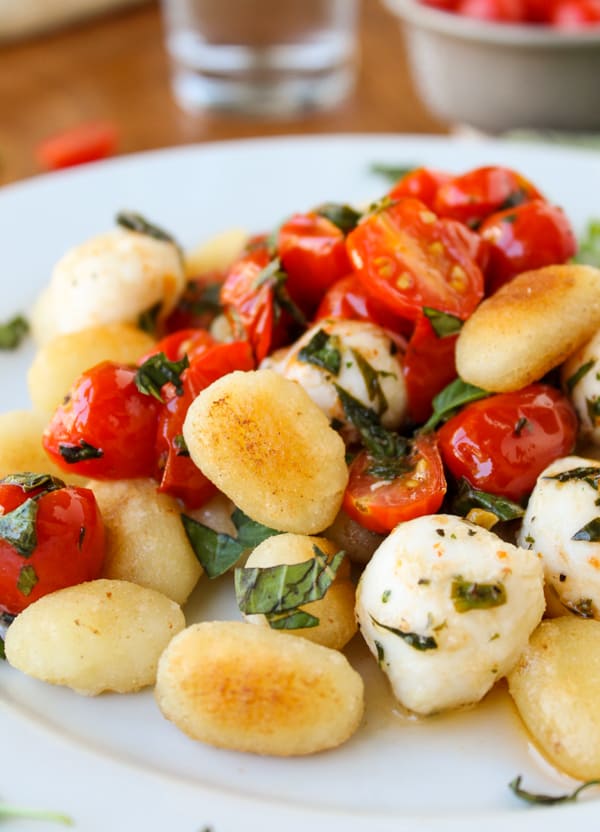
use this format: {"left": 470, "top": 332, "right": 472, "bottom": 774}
{"left": 382, "top": 0, "right": 600, "bottom": 133}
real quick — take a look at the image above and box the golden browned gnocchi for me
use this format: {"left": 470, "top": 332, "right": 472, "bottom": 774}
{"left": 183, "top": 369, "right": 349, "bottom": 534}
{"left": 5, "top": 579, "right": 185, "bottom": 695}
{"left": 27, "top": 323, "right": 156, "bottom": 416}
{"left": 90, "top": 478, "right": 202, "bottom": 606}
{"left": 243, "top": 534, "right": 357, "bottom": 650}
{"left": 508, "top": 616, "right": 600, "bottom": 780}
{"left": 154, "top": 620, "right": 364, "bottom": 756}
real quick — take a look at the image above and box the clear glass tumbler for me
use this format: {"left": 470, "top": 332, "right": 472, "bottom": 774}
{"left": 160, "top": 0, "right": 360, "bottom": 117}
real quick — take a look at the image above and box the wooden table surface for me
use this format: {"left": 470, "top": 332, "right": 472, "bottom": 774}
{"left": 0, "top": 0, "right": 446, "bottom": 186}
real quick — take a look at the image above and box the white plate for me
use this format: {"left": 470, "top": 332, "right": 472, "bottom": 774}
{"left": 1, "top": 134, "right": 600, "bottom": 832}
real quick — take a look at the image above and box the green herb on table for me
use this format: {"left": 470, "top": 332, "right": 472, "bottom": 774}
{"left": 369, "top": 162, "right": 417, "bottom": 183}
{"left": 0, "top": 315, "right": 28, "bottom": 350}
{"left": 0, "top": 801, "right": 73, "bottom": 825}
{"left": 509, "top": 775, "right": 600, "bottom": 805}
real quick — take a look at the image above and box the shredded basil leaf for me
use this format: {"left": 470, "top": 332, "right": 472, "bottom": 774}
{"left": 369, "top": 162, "right": 417, "bottom": 183}
{"left": 545, "top": 466, "right": 600, "bottom": 490}
{"left": 0, "top": 802, "right": 73, "bottom": 825}
{"left": 230, "top": 508, "right": 281, "bottom": 549}
{"left": 315, "top": 202, "right": 362, "bottom": 235}
{"left": 365, "top": 455, "right": 413, "bottom": 480}
{"left": 422, "top": 307, "right": 463, "bottom": 338}
{"left": 137, "top": 301, "right": 162, "bottom": 335}
{"left": 58, "top": 441, "right": 103, "bottom": 464}
{"left": 421, "top": 379, "right": 490, "bottom": 432}
{"left": 0, "top": 498, "right": 38, "bottom": 557}
{"left": 566, "top": 597, "right": 595, "bottom": 618}
{"left": 498, "top": 189, "right": 528, "bottom": 211}
{"left": 17, "top": 563, "right": 38, "bottom": 596}
{"left": 586, "top": 397, "right": 600, "bottom": 425}
{"left": 370, "top": 615, "right": 437, "bottom": 651}
{"left": 575, "top": 219, "right": 600, "bottom": 268}
{"left": 451, "top": 577, "right": 507, "bottom": 613}
{"left": 297, "top": 329, "right": 342, "bottom": 375}
{"left": 116, "top": 210, "right": 179, "bottom": 249}
{"left": 173, "top": 434, "right": 190, "bottom": 457}
{"left": 135, "top": 352, "right": 189, "bottom": 401}
{"left": 0, "top": 315, "right": 29, "bottom": 350}
{"left": 235, "top": 546, "right": 345, "bottom": 630}
{"left": 566, "top": 359, "right": 595, "bottom": 393}
{"left": 452, "top": 478, "right": 524, "bottom": 522}
{"left": 266, "top": 609, "right": 321, "bottom": 630}
{"left": 254, "top": 257, "right": 306, "bottom": 327}
{"left": 0, "top": 473, "right": 65, "bottom": 493}
{"left": 335, "top": 384, "right": 408, "bottom": 459}
{"left": 351, "top": 349, "right": 389, "bottom": 413}
{"left": 572, "top": 517, "right": 600, "bottom": 542}
{"left": 509, "top": 775, "right": 600, "bottom": 805}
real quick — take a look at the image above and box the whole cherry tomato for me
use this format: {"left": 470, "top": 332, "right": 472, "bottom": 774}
{"left": 434, "top": 166, "right": 543, "bottom": 228}
{"left": 403, "top": 312, "right": 459, "bottom": 424}
{"left": 454, "top": 0, "right": 528, "bottom": 20}
{"left": 277, "top": 212, "right": 352, "bottom": 315}
{"left": 347, "top": 198, "right": 485, "bottom": 322}
{"left": 0, "top": 473, "right": 105, "bottom": 614}
{"left": 43, "top": 361, "right": 160, "bottom": 479}
{"left": 479, "top": 200, "right": 577, "bottom": 293}
{"left": 551, "top": 0, "right": 600, "bottom": 26}
{"left": 437, "top": 384, "right": 578, "bottom": 501}
{"left": 343, "top": 434, "right": 447, "bottom": 534}
{"left": 388, "top": 167, "right": 452, "bottom": 210}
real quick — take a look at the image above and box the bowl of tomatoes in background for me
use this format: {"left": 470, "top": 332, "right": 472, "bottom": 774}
{"left": 383, "top": 0, "right": 600, "bottom": 133}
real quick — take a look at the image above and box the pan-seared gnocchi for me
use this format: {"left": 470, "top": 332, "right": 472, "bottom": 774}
{"left": 5, "top": 579, "right": 185, "bottom": 695}
{"left": 154, "top": 620, "right": 364, "bottom": 756}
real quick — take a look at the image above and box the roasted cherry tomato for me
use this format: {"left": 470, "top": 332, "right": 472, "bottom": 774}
{"left": 434, "top": 166, "right": 543, "bottom": 228}
{"left": 343, "top": 434, "right": 447, "bottom": 534}
{"left": 388, "top": 167, "right": 452, "bottom": 210}
{"left": 0, "top": 474, "right": 105, "bottom": 615}
{"left": 43, "top": 361, "right": 160, "bottom": 479}
{"left": 403, "top": 312, "right": 458, "bottom": 424}
{"left": 140, "top": 328, "right": 215, "bottom": 364}
{"left": 164, "top": 271, "right": 224, "bottom": 334}
{"left": 454, "top": 0, "right": 528, "bottom": 21}
{"left": 550, "top": 0, "right": 600, "bottom": 26}
{"left": 315, "top": 274, "right": 407, "bottom": 334}
{"left": 437, "top": 384, "right": 578, "bottom": 501}
{"left": 277, "top": 212, "right": 352, "bottom": 315}
{"left": 347, "top": 198, "right": 485, "bottom": 321}
{"left": 479, "top": 200, "right": 577, "bottom": 293}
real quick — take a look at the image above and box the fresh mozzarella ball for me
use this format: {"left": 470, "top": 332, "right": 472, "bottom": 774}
{"left": 562, "top": 330, "right": 600, "bottom": 446}
{"left": 263, "top": 319, "right": 407, "bottom": 440}
{"left": 356, "top": 514, "right": 545, "bottom": 715}
{"left": 39, "top": 229, "right": 185, "bottom": 339}
{"left": 518, "top": 455, "right": 600, "bottom": 619}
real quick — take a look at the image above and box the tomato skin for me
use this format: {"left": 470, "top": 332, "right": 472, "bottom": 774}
{"left": 315, "top": 274, "right": 408, "bottom": 334}
{"left": 0, "top": 483, "right": 105, "bottom": 615}
{"left": 434, "top": 166, "right": 543, "bottom": 228}
{"left": 343, "top": 435, "right": 447, "bottom": 534}
{"left": 479, "top": 200, "right": 577, "bottom": 293}
{"left": 43, "top": 361, "right": 160, "bottom": 479}
{"left": 277, "top": 213, "right": 352, "bottom": 315}
{"left": 437, "top": 384, "right": 578, "bottom": 501}
{"left": 454, "top": 0, "right": 528, "bottom": 21}
{"left": 388, "top": 167, "right": 452, "bottom": 210}
{"left": 551, "top": 0, "right": 600, "bottom": 26}
{"left": 140, "top": 328, "right": 215, "bottom": 364}
{"left": 36, "top": 121, "right": 118, "bottom": 171}
{"left": 403, "top": 313, "right": 458, "bottom": 424}
{"left": 164, "top": 271, "right": 224, "bottom": 334}
{"left": 347, "top": 198, "right": 485, "bottom": 322}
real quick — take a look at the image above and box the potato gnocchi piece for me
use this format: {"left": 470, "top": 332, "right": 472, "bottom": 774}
{"left": 183, "top": 369, "right": 349, "bottom": 534}
{"left": 91, "top": 478, "right": 202, "bottom": 606}
{"left": 5, "top": 579, "right": 185, "bottom": 695}
{"left": 0, "top": 410, "right": 86, "bottom": 484}
{"left": 155, "top": 620, "right": 364, "bottom": 756}
{"left": 242, "top": 534, "right": 357, "bottom": 650}
{"left": 456, "top": 264, "right": 600, "bottom": 392}
{"left": 184, "top": 228, "right": 247, "bottom": 277}
{"left": 508, "top": 617, "right": 600, "bottom": 780}
{"left": 33, "top": 228, "right": 185, "bottom": 343}
{"left": 27, "top": 324, "right": 156, "bottom": 416}
{"left": 561, "top": 330, "right": 600, "bottom": 446}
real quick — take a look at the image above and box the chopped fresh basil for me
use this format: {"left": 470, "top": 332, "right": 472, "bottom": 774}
{"left": 334, "top": 384, "right": 408, "bottom": 459}
{"left": 574, "top": 219, "right": 600, "bottom": 269}
{"left": 135, "top": 352, "right": 189, "bottom": 401}
{"left": 513, "top": 416, "right": 529, "bottom": 436}
{"left": 498, "top": 189, "right": 528, "bottom": 211}
{"left": 586, "top": 397, "right": 600, "bottom": 425}
{"left": 0, "top": 637, "right": 4, "bottom": 660}
{"left": 17, "top": 563, "right": 38, "bottom": 596}
{"left": 422, "top": 307, "right": 463, "bottom": 338}
{"left": 369, "top": 162, "right": 416, "bottom": 183}
{"left": 365, "top": 455, "right": 412, "bottom": 480}
{"left": 509, "top": 774, "right": 600, "bottom": 805}
{"left": 0, "top": 802, "right": 73, "bottom": 825}
{"left": 565, "top": 597, "right": 595, "bottom": 618}
{"left": 381, "top": 589, "right": 391, "bottom": 603}
{"left": 370, "top": 615, "right": 437, "bottom": 651}
{"left": 0, "top": 498, "right": 38, "bottom": 557}
{"left": 351, "top": 349, "right": 388, "bottom": 413}
{"left": 297, "top": 329, "right": 342, "bottom": 375}
{"left": 116, "top": 210, "right": 179, "bottom": 249}
{"left": 235, "top": 545, "right": 345, "bottom": 630}
{"left": 181, "top": 509, "right": 281, "bottom": 579}
{"left": 452, "top": 478, "right": 525, "bottom": 522}
{"left": 451, "top": 577, "right": 507, "bottom": 613}
{"left": 0, "top": 315, "right": 29, "bottom": 350}
{"left": 254, "top": 257, "right": 306, "bottom": 328}
{"left": 58, "top": 441, "right": 103, "bottom": 464}
{"left": 566, "top": 359, "right": 595, "bottom": 393}
{"left": 374, "top": 640, "right": 386, "bottom": 667}
{"left": 0, "top": 473, "right": 65, "bottom": 493}
{"left": 572, "top": 518, "right": 600, "bottom": 542}
{"left": 546, "top": 466, "right": 600, "bottom": 490}
{"left": 421, "top": 379, "right": 490, "bottom": 432}
{"left": 177, "top": 280, "right": 222, "bottom": 318}
{"left": 137, "top": 301, "right": 162, "bottom": 335}
{"left": 315, "top": 202, "right": 362, "bottom": 235}
{"left": 173, "top": 434, "right": 190, "bottom": 457}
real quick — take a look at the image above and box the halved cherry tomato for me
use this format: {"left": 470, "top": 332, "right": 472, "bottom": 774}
{"left": 347, "top": 198, "right": 485, "bottom": 322}
{"left": 479, "top": 200, "right": 577, "bottom": 293}
{"left": 315, "top": 274, "right": 407, "bottom": 334}
{"left": 343, "top": 434, "right": 447, "bottom": 534}
{"left": 277, "top": 212, "right": 352, "bottom": 315}
{"left": 0, "top": 475, "right": 105, "bottom": 614}
{"left": 437, "top": 384, "right": 578, "bottom": 501}
{"left": 403, "top": 312, "right": 458, "bottom": 424}
{"left": 36, "top": 121, "right": 118, "bottom": 171}
{"left": 42, "top": 361, "right": 160, "bottom": 479}
{"left": 434, "top": 166, "right": 543, "bottom": 228}
{"left": 388, "top": 167, "right": 452, "bottom": 210}
{"left": 139, "top": 328, "right": 215, "bottom": 364}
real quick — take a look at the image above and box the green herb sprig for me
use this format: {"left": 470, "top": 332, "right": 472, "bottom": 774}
{"left": 0, "top": 315, "right": 28, "bottom": 350}
{"left": 509, "top": 775, "right": 600, "bottom": 805}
